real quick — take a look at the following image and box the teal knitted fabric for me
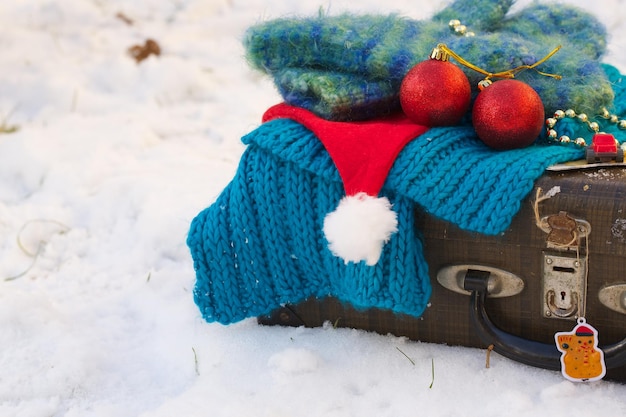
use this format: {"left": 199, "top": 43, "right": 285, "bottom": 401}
{"left": 188, "top": 131, "right": 430, "bottom": 323}
{"left": 244, "top": 0, "right": 612, "bottom": 121}
{"left": 189, "top": 64, "right": 626, "bottom": 325}
{"left": 188, "top": 120, "right": 580, "bottom": 325}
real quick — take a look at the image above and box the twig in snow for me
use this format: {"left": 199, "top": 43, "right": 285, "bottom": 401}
{"left": 486, "top": 344, "right": 494, "bottom": 368}
{"left": 116, "top": 12, "right": 134, "bottom": 25}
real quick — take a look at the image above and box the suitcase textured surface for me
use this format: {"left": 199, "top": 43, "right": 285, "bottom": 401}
{"left": 259, "top": 168, "right": 626, "bottom": 381}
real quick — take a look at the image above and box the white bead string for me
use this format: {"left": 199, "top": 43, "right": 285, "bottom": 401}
{"left": 546, "top": 108, "right": 626, "bottom": 146}
{"left": 449, "top": 19, "right": 475, "bottom": 37}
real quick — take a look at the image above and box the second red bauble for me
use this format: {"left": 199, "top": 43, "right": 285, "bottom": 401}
{"left": 472, "top": 79, "right": 545, "bottom": 150}
{"left": 400, "top": 59, "right": 471, "bottom": 127}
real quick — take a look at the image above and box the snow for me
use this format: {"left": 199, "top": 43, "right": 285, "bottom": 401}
{"left": 1, "top": 0, "right": 626, "bottom": 416}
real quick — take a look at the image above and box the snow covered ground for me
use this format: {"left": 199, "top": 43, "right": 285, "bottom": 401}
{"left": 1, "top": 0, "right": 626, "bottom": 416}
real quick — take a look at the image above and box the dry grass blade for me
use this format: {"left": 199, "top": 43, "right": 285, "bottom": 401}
{"left": 4, "top": 219, "right": 70, "bottom": 281}
{"left": 192, "top": 347, "right": 199, "bottom": 375}
{"left": 0, "top": 107, "right": 20, "bottom": 134}
{"left": 395, "top": 346, "right": 415, "bottom": 366}
{"left": 429, "top": 358, "right": 435, "bottom": 389}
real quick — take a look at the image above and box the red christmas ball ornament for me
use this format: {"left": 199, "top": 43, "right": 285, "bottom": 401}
{"left": 472, "top": 79, "right": 545, "bottom": 150}
{"left": 400, "top": 59, "right": 471, "bottom": 127}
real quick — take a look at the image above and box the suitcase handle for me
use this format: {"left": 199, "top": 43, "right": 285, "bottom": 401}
{"left": 463, "top": 269, "right": 626, "bottom": 372}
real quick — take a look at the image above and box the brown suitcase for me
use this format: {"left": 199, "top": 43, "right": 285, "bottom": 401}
{"left": 259, "top": 166, "right": 626, "bottom": 382}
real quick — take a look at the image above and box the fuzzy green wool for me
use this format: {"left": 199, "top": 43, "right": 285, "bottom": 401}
{"left": 244, "top": 0, "right": 613, "bottom": 122}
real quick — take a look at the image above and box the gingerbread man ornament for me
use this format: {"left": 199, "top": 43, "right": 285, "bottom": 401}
{"left": 555, "top": 318, "right": 606, "bottom": 382}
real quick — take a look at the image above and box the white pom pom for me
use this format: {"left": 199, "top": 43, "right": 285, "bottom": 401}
{"left": 323, "top": 193, "right": 398, "bottom": 266}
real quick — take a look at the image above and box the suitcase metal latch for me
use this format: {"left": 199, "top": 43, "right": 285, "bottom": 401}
{"left": 538, "top": 211, "right": 589, "bottom": 321}
{"left": 542, "top": 252, "right": 587, "bottom": 320}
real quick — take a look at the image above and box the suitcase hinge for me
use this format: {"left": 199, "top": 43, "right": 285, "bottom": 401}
{"left": 538, "top": 211, "right": 590, "bottom": 251}
{"left": 534, "top": 188, "right": 590, "bottom": 252}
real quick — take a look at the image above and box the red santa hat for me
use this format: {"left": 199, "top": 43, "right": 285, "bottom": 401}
{"left": 263, "top": 103, "right": 428, "bottom": 266}
{"left": 575, "top": 325, "right": 595, "bottom": 336}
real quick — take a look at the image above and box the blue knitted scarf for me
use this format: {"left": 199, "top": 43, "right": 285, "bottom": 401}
{"left": 188, "top": 65, "right": 626, "bottom": 325}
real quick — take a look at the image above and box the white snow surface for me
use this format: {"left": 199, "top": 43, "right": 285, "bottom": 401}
{"left": 1, "top": 0, "right": 626, "bottom": 416}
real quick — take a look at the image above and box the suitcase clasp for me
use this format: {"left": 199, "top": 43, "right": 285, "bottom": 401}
{"left": 535, "top": 206, "right": 590, "bottom": 320}
{"left": 542, "top": 252, "right": 587, "bottom": 320}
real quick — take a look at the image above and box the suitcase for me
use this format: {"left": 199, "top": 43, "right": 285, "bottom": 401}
{"left": 188, "top": 70, "right": 626, "bottom": 382}
{"left": 258, "top": 166, "right": 626, "bottom": 382}
{"left": 220, "top": 0, "right": 626, "bottom": 383}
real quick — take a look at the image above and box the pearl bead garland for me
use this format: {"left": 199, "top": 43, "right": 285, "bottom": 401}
{"left": 546, "top": 108, "right": 626, "bottom": 146}
{"left": 449, "top": 19, "right": 475, "bottom": 37}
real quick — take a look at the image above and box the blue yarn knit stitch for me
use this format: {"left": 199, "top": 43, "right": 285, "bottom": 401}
{"left": 189, "top": 64, "right": 626, "bottom": 325}
{"left": 187, "top": 119, "right": 581, "bottom": 325}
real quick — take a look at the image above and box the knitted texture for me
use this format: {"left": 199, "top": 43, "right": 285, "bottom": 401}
{"left": 275, "top": 68, "right": 401, "bottom": 121}
{"left": 188, "top": 119, "right": 583, "bottom": 325}
{"left": 536, "top": 64, "right": 626, "bottom": 146}
{"left": 189, "top": 64, "right": 626, "bottom": 325}
{"left": 433, "top": 0, "right": 514, "bottom": 31}
{"left": 244, "top": 0, "right": 611, "bottom": 121}
{"left": 187, "top": 120, "right": 431, "bottom": 324}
